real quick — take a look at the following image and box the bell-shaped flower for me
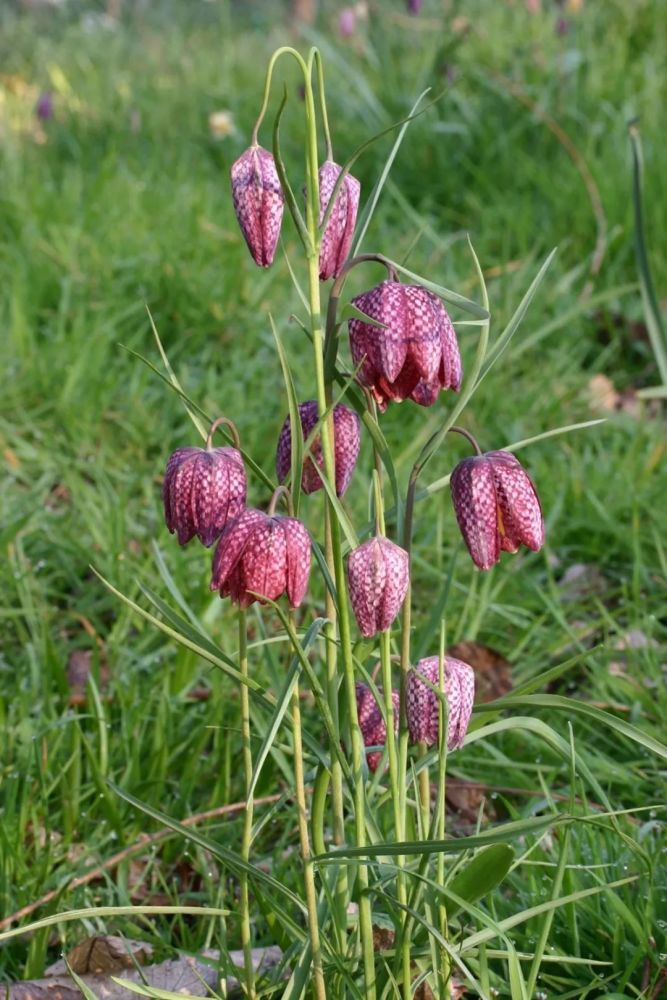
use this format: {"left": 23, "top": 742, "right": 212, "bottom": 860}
{"left": 276, "top": 400, "right": 361, "bottom": 497}
{"left": 450, "top": 450, "right": 544, "bottom": 571}
{"left": 348, "top": 536, "right": 409, "bottom": 638}
{"left": 356, "top": 683, "right": 399, "bottom": 772}
{"left": 318, "top": 160, "right": 361, "bottom": 280}
{"left": 163, "top": 444, "right": 246, "bottom": 548}
{"left": 348, "top": 280, "right": 462, "bottom": 411}
{"left": 230, "top": 144, "right": 284, "bottom": 267}
{"left": 210, "top": 509, "right": 311, "bottom": 609}
{"left": 407, "top": 656, "right": 475, "bottom": 750}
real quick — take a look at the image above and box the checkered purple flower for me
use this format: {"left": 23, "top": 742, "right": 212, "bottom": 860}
{"left": 318, "top": 160, "right": 361, "bottom": 280}
{"left": 210, "top": 510, "right": 311, "bottom": 609}
{"left": 163, "top": 444, "right": 246, "bottom": 548}
{"left": 348, "top": 280, "right": 462, "bottom": 411}
{"left": 275, "top": 400, "right": 361, "bottom": 497}
{"left": 348, "top": 536, "right": 409, "bottom": 637}
{"left": 356, "top": 683, "right": 400, "bottom": 772}
{"left": 230, "top": 144, "right": 284, "bottom": 267}
{"left": 407, "top": 656, "right": 475, "bottom": 750}
{"left": 450, "top": 450, "right": 544, "bottom": 570}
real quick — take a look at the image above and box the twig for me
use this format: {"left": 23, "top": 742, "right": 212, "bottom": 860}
{"left": 0, "top": 794, "right": 282, "bottom": 932}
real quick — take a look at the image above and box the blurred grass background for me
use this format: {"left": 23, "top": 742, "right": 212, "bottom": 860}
{"left": 0, "top": 0, "right": 665, "bottom": 991}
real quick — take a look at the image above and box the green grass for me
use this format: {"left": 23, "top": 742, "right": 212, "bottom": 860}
{"left": 1, "top": 0, "right": 666, "bottom": 995}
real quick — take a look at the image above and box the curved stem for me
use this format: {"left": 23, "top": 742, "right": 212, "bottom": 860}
{"left": 268, "top": 484, "right": 294, "bottom": 517}
{"left": 206, "top": 416, "right": 241, "bottom": 451}
{"left": 324, "top": 254, "right": 398, "bottom": 377}
{"left": 251, "top": 46, "right": 309, "bottom": 145}
{"left": 449, "top": 425, "right": 483, "bottom": 456}
{"left": 238, "top": 608, "right": 255, "bottom": 1000}
{"left": 311, "top": 48, "right": 333, "bottom": 162}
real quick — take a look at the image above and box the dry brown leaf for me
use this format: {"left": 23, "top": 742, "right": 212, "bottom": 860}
{"left": 446, "top": 779, "right": 497, "bottom": 834}
{"left": 588, "top": 373, "right": 640, "bottom": 418}
{"left": 448, "top": 641, "right": 512, "bottom": 703}
{"left": 10, "top": 948, "right": 282, "bottom": 1000}
{"left": 45, "top": 937, "right": 152, "bottom": 977}
{"left": 67, "top": 650, "right": 110, "bottom": 707}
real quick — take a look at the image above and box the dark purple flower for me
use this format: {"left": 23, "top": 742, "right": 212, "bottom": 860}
{"left": 230, "top": 145, "right": 284, "bottom": 267}
{"left": 275, "top": 400, "right": 360, "bottom": 497}
{"left": 356, "top": 683, "right": 399, "bottom": 772}
{"left": 450, "top": 450, "right": 544, "bottom": 571}
{"left": 35, "top": 92, "right": 53, "bottom": 121}
{"left": 318, "top": 160, "right": 361, "bottom": 280}
{"left": 407, "top": 656, "right": 475, "bottom": 750}
{"left": 406, "top": 0, "right": 423, "bottom": 13}
{"left": 210, "top": 510, "right": 311, "bottom": 609}
{"left": 348, "top": 280, "right": 462, "bottom": 411}
{"left": 348, "top": 536, "right": 409, "bottom": 638}
{"left": 163, "top": 444, "right": 246, "bottom": 548}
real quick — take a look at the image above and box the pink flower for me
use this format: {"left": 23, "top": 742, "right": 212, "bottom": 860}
{"left": 210, "top": 510, "right": 311, "bottom": 608}
{"left": 450, "top": 451, "right": 544, "bottom": 570}
{"left": 275, "top": 400, "right": 361, "bottom": 497}
{"left": 356, "top": 683, "right": 399, "bottom": 772}
{"left": 348, "top": 537, "right": 409, "bottom": 637}
{"left": 318, "top": 160, "right": 361, "bottom": 280}
{"left": 348, "top": 281, "right": 462, "bottom": 411}
{"left": 407, "top": 656, "right": 475, "bottom": 750}
{"left": 230, "top": 145, "right": 284, "bottom": 267}
{"left": 163, "top": 445, "right": 246, "bottom": 548}
{"left": 338, "top": 7, "right": 356, "bottom": 37}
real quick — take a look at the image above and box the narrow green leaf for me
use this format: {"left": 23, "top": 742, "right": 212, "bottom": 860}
{"left": 270, "top": 313, "right": 303, "bottom": 513}
{"left": 477, "top": 249, "right": 557, "bottom": 383}
{"left": 446, "top": 844, "right": 515, "bottom": 918}
{"left": 385, "top": 258, "right": 489, "bottom": 320}
{"left": 0, "top": 906, "right": 230, "bottom": 944}
{"left": 146, "top": 306, "right": 207, "bottom": 440}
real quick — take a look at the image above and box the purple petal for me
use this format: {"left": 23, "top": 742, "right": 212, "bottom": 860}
{"left": 282, "top": 517, "right": 312, "bottom": 608}
{"left": 450, "top": 456, "right": 500, "bottom": 570}
{"left": 488, "top": 451, "right": 544, "bottom": 554}
{"left": 211, "top": 509, "right": 265, "bottom": 593}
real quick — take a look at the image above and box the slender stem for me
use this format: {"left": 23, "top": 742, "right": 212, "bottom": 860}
{"left": 238, "top": 608, "right": 255, "bottom": 1000}
{"left": 251, "top": 46, "right": 308, "bottom": 145}
{"left": 436, "top": 625, "right": 451, "bottom": 1000}
{"left": 312, "top": 48, "right": 333, "bottom": 161}
{"left": 289, "top": 611, "right": 327, "bottom": 1000}
{"left": 206, "top": 416, "right": 241, "bottom": 451}
{"left": 267, "top": 484, "right": 294, "bottom": 516}
{"left": 448, "top": 425, "right": 483, "bottom": 456}
{"left": 301, "top": 58, "right": 376, "bottom": 996}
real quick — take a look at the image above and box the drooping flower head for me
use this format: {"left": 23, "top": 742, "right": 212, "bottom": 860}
{"left": 406, "top": 0, "right": 423, "bottom": 13}
{"left": 356, "top": 683, "right": 400, "bottom": 772}
{"left": 450, "top": 450, "right": 544, "bottom": 570}
{"left": 318, "top": 160, "right": 361, "bottom": 280}
{"left": 348, "top": 536, "right": 409, "bottom": 638}
{"left": 348, "top": 280, "right": 462, "bottom": 411}
{"left": 276, "top": 400, "right": 361, "bottom": 497}
{"left": 163, "top": 436, "right": 247, "bottom": 548}
{"left": 407, "top": 656, "right": 475, "bottom": 750}
{"left": 210, "top": 509, "right": 311, "bottom": 609}
{"left": 230, "top": 144, "right": 284, "bottom": 267}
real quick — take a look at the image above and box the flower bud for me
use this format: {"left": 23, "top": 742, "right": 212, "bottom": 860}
{"left": 210, "top": 509, "right": 311, "bottom": 609}
{"left": 163, "top": 445, "right": 247, "bottom": 548}
{"left": 348, "top": 536, "right": 409, "bottom": 638}
{"left": 230, "top": 144, "right": 284, "bottom": 267}
{"left": 450, "top": 450, "right": 544, "bottom": 570}
{"left": 348, "top": 280, "right": 462, "bottom": 411}
{"left": 407, "top": 656, "right": 475, "bottom": 750}
{"left": 318, "top": 161, "right": 361, "bottom": 280}
{"left": 275, "top": 400, "right": 361, "bottom": 497}
{"left": 356, "top": 683, "right": 399, "bottom": 772}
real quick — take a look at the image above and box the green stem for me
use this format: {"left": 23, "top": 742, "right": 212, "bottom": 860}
{"left": 300, "top": 56, "right": 375, "bottom": 996}
{"left": 238, "top": 608, "right": 255, "bottom": 1000}
{"left": 252, "top": 46, "right": 308, "bottom": 145}
{"left": 290, "top": 612, "right": 326, "bottom": 1000}
{"left": 436, "top": 627, "right": 451, "bottom": 999}
{"left": 311, "top": 48, "right": 333, "bottom": 161}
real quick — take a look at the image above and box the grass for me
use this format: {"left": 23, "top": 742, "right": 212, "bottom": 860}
{"left": 0, "top": 0, "right": 666, "bottom": 995}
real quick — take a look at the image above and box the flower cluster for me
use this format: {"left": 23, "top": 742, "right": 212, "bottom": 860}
{"left": 161, "top": 68, "right": 547, "bottom": 780}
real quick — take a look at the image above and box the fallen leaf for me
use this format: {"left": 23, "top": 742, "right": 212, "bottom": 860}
{"left": 448, "top": 641, "right": 512, "bottom": 702}
{"left": 10, "top": 949, "right": 282, "bottom": 1000}
{"left": 45, "top": 937, "right": 152, "bottom": 977}
{"left": 67, "top": 649, "right": 110, "bottom": 706}
{"left": 588, "top": 373, "right": 640, "bottom": 418}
